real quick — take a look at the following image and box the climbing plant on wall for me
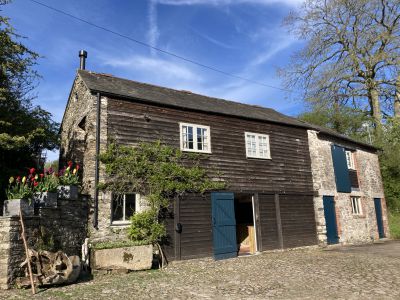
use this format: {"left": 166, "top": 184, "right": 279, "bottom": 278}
{"left": 99, "top": 141, "right": 225, "bottom": 244}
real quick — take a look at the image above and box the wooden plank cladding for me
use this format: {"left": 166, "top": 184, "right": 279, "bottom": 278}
{"left": 107, "top": 98, "right": 314, "bottom": 194}
{"left": 279, "top": 194, "right": 318, "bottom": 248}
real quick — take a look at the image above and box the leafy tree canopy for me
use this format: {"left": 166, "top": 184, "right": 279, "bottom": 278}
{"left": 0, "top": 3, "right": 59, "bottom": 202}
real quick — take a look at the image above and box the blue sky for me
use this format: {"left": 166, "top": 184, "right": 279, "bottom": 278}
{"left": 4, "top": 0, "right": 305, "bottom": 160}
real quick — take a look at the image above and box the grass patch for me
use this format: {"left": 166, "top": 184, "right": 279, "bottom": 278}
{"left": 389, "top": 210, "right": 400, "bottom": 239}
{"left": 91, "top": 240, "right": 151, "bottom": 250}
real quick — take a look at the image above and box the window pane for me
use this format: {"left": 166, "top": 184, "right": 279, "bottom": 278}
{"left": 188, "top": 126, "right": 194, "bottom": 149}
{"left": 258, "top": 136, "right": 268, "bottom": 157}
{"left": 125, "top": 194, "right": 136, "bottom": 220}
{"left": 112, "top": 195, "right": 124, "bottom": 221}
{"left": 197, "top": 127, "right": 203, "bottom": 150}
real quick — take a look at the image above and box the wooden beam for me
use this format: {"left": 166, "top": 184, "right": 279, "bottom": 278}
{"left": 253, "top": 193, "right": 262, "bottom": 252}
{"left": 174, "top": 197, "right": 181, "bottom": 260}
{"left": 274, "top": 194, "right": 284, "bottom": 249}
{"left": 19, "top": 209, "right": 36, "bottom": 295}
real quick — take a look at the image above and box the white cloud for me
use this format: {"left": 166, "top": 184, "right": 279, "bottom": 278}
{"left": 100, "top": 54, "right": 203, "bottom": 83}
{"left": 155, "top": 0, "right": 303, "bottom": 7}
{"left": 147, "top": 0, "right": 160, "bottom": 54}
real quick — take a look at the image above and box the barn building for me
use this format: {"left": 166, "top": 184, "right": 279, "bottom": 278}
{"left": 60, "top": 54, "right": 388, "bottom": 261}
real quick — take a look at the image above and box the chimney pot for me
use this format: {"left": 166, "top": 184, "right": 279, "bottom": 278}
{"left": 79, "top": 50, "right": 87, "bottom": 70}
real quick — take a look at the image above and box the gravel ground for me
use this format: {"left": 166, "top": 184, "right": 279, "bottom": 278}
{"left": 2, "top": 242, "right": 400, "bottom": 300}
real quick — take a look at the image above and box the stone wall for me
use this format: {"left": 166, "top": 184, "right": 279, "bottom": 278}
{"left": 0, "top": 197, "right": 88, "bottom": 289}
{"left": 308, "top": 130, "right": 388, "bottom": 245}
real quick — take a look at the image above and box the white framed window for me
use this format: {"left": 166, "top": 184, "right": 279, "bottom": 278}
{"left": 346, "top": 150, "right": 355, "bottom": 170}
{"left": 111, "top": 194, "right": 137, "bottom": 225}
{"left": 180, "top": 123, "right": 211, "bottom": 153}
{"left": 351, "top": 196, "right": 362, "bottom": 215}
{"left": 245, "top": 132, "right": 271, "bottom": 159}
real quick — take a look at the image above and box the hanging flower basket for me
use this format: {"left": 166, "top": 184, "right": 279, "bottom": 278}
{"left": 3, "top": 198, "right": 34, "bottom": 216}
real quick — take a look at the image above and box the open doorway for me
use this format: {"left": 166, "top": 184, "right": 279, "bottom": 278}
{"left": 235, "top": 193, "right": 257, "bottom": 256}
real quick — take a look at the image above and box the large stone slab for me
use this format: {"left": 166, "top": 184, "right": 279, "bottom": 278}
{"left": 92, "top": 245, "right": 153, "bottom": 271}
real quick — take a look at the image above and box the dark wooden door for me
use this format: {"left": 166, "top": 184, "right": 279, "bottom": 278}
{"left": 211, "top": 192, "right": 237, "bottom": 260}
{"left": 323, "top": 196, "right": 339, "bottom": 244}
{"left": 374, "top": 198, "right": 385, "bottom": 238}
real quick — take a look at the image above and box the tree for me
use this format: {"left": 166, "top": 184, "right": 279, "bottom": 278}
{"left": 281, "top": 0, "right": 400, "bottom": 132}
{"left": 299, "top": 104, "right": 372, "bottom": 142}
{"left": 0, "top": 3, "right": 59, "bottom": 203}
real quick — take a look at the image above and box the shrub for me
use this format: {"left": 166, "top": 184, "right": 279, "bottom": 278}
{"left": 128, "top": 209, "right": 166, "bottom": 243}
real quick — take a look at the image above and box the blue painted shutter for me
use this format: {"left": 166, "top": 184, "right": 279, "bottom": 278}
{"left": 331, "top": 145, "right": 351, "bottom": 193}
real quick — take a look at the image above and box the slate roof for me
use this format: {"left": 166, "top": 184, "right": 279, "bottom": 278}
{"left": 77, "top": 70, "right": 377, "bottom": 151}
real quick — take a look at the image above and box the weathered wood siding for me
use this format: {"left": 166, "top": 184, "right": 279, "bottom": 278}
{"left": 107, "top": 98, "right": 313, "bottom": 194}
{"left": 279, "top": 194, "right": 317, "bottom": 248}
{"left": 106, "top": 97, "right": 317, "bottom": 260}
{"left": 258, "top": 194, "right": 279, "bottom": 251}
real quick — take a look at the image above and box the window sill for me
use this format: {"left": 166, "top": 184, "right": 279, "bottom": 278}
{"left": 181, "top": 148, "right": 212, "bottom": 154}
{"left": 352, "top": 214, "right": 366, "bottom": 219}
{"left": 110, "top": 221, "right": 131, "bottom": 227}
{"left": 246, "top": 156, "right": 272, "bottom": 160}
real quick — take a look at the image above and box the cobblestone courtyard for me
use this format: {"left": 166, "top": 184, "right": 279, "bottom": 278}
{"left": 2, "top": 241, "right": 400, "bottom": 299}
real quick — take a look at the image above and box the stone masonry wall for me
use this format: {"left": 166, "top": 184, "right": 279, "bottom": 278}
{"left": 308, "top": 130, "right": 388, "bottom": 245}
{"left": 0, "top": 197, "right": 88, "bottom": 289}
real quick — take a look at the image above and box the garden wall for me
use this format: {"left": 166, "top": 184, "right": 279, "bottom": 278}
{"left": 0, "top": 196, "right": 88, "bottom": 289}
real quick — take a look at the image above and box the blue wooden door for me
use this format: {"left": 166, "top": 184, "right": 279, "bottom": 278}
{"left": 211, "top": 192, "right": 237, "bottom": 260}
{"left": 323, "top": 196, "right": 339, "bottom": 244}
{"left": 374, "top": 198, "right": 385, "bottom": 238}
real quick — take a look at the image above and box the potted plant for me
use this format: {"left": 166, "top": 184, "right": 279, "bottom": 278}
{"left": 4, "top": 175, "right": 34, "bottom": 216}
{"left": 57, "top": 161, "right": 80, "bottom": 200}
{"left": 33, "top": 168, "right": 59, "bottom": 208}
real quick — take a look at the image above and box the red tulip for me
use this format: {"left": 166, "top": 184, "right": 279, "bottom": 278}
{"left": 40, "top": 173, "right": 44, "bottom": 178}
{"left": 16, "top": 176, "right": 21, "bottom": 182}
{"left": 33, "top": 181, "right": 39, "bottom": 187}
{"left": 68, "top": 161, "right": 73, "bottom": 167}
{"left": 29, "top": 168, "right": 36, "bottom": 174}
{"left": 76, "top": 164, "right": 80, "bottom": 170}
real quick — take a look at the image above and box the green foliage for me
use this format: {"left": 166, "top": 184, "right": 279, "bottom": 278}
{"left": 0, "top": 4, "right": 59, "bottom": 202}
{"left": 299, "top": 105, "right": 372, "bottom": 143}
{"left": 35, "top": 173, "right": 58, "bottom": 193}
{"left": 389, "top": 211, "right": 400, "bottom": 240}
{"left": 378, "top": 119, "right": 400, "bottom": 210}
{"left": 99, "top": 141, "right": 225, "bottom": 242}
{"left": 34, "top": 226, "right": 56, "bottom": 252}
{"left": 58, "top": 162, "right": 80, "bottom": 186}
{"left": 5, "top": 176, "right": 33, "bottom": 199}
{"left": 91, "top": 239, "right": 150, "bottom": 250}
{"left": 128, "top": 209, "right": 166, "bottom": 243}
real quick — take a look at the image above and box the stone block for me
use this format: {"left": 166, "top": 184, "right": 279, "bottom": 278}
{"left": 92, "top": 245, "right": 153, "bottom": 271}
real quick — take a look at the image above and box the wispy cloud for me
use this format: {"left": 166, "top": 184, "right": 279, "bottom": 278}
{"left": 147, "top": 0, "right": 160, "bottom": 55}
{"left": 155, "top": 0, "right": 302, "bottom": 7}
{"left": 191, "top": 27, "right": 237, "bottom": 49}
{"left": 100, "top": 54, "right": 203, "bottom": 83}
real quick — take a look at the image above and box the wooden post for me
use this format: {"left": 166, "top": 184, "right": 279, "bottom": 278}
{"left": 274, "top": 194, "right": 284, "bottom": 249}
{"left": 174, "top": 196, "right": 181, "bottom": 261}
{"left": 19, "top": 209, "right": 36, "bottom": 295}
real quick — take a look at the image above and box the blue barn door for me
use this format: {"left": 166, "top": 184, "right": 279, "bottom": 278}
{"left": 211, "top": 192, "right": 237, "bottom": 260}
{"left": 323, "top": 196, "right": 339, "bottom": 244}
{"left": 374, "top": 198, "right": 385, "bottom": 238}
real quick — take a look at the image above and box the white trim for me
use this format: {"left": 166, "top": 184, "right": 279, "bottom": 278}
{"left": 351, "top": 196, "right": 362, "bottom": 215}
{"left": 346, "top": 150, "right": 356, "bottom": 170}
{"left": 244, "top": 132, "right": 271, "bottom": 159}
{"left": 111, "top": 193, "right": 137, "bottom": 225}
{"left": 179, "top": 122, "right": 212, "bottom": 153}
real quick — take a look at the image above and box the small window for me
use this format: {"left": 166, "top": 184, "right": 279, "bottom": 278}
{"left": 245, "top": 132, "right": 271, "bottom": 159}
{"left": 346, "top": 151, "right": 355, "bottom": 170}
{"left": 351, "top": 196, "right": 362, "bottom": 215}
{"left": 180, "top": 123, "right": 211, "bottom": 153}
{"left": 111, "top": 194, "right": 137, "bottom": 225}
